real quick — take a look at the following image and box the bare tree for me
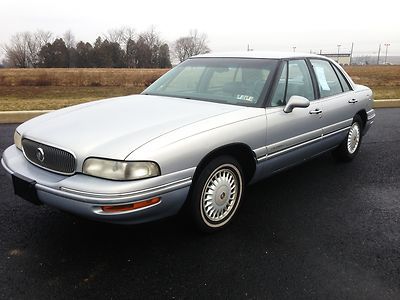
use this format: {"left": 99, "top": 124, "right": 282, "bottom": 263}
{"left": 174, "top": 30, "right": 210, "bottom": 62}
{"left": 140, "top": 26, "right": 161, "bottom": 49}
{"left": 3, "top": 30, "right": 53, "bottom": 67}
{"left": 63, "top": 30, "right": 76, "bottom": 48}
{"left": 105, "top": 28, "right": 125, "bottom": 44}
{"left": 36, "top": 30, "right": 53, "bottom": 45}
{"left": 62, "top": 30, "right": 77, "bottom": 67}
{"left": 104, "top": 26, "right": 135, "bottom": 49}
{"left": 3, "top": 32, "right": 30, "bottom": 67}
{"left": 28, "top": 30, "right": 53, "bottom": 67}
{"left": 138, "top": 27, "right": 163, "bottom": 67}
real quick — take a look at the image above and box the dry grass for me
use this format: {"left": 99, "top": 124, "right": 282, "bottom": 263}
{"left": 344, "top": 65, "right": 400, "bottom": 99}
{"left": 0, "top": 66, "right": 399, "bottom": 111}
{"left": 0, "top": 68, "right": 168, "bottom": 87}
{"left": 0, "top": 68, "right": 167, "bottom": 111}
{"left": 0, "top": 86, "right": 144, "bottom": 111}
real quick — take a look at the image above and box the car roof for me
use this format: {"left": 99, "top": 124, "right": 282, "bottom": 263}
{"left": 193, "top": 51, "right": 325, "bottom": 60}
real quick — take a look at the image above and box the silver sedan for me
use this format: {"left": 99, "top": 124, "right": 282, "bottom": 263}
{"left": 1, "top": 52, "right": 375, "bottom": 232}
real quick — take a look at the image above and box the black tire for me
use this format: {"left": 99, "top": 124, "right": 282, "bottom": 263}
{"left": 187, "top": 155, "right": 244, "bottom": 233}
{"left": 332, "top": 114, "right": 363, "bottom": 162}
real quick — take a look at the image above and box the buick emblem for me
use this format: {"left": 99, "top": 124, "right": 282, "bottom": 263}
{"left": 36, "top": 147, "right": 45, "bottom": 162}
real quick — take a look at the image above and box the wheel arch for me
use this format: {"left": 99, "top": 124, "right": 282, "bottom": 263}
{"left": 192, "top": 143, "right": 257, "bottom": 185}
{"left": 355, "top": 109, "right": 367, "bottom": 131}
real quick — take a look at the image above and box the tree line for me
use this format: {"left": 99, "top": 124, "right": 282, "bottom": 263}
{"left": 1, "top": 27, "right": 210, "bottom": 68}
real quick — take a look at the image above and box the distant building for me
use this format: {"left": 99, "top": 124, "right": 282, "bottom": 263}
{"left": 321, "top": 53, "right": 351, "bottom": 65}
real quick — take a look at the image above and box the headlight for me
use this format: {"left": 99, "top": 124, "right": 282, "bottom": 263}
{"left": 14, "top": 131, "right": 22, "bottom": 150}
{"left": 83, "top": 158, "right": 160, "bottom": 180}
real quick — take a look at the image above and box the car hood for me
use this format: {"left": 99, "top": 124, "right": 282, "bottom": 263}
{"left": 18, "top": 94, "right": 244, "bottom": 161}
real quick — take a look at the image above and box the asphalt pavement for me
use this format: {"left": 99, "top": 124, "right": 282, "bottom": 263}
{"left": 0, "top": 108, "right": 399, "bottom": 299}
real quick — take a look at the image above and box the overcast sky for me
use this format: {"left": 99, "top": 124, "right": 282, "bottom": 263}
{"left": 1, "top": 0, "right": 399, "bottom": 57}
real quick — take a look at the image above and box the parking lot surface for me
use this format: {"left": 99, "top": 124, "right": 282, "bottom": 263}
{"left": 0, "top": 108, "right": 399, "bottom": 299}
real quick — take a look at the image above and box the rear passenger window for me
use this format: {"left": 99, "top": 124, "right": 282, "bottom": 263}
{"left": 333, "top": 65, "right": 352, "bottom": 92}
{"left": 270, "top": 60, "right": 315, "bottom": 107}
{"left": 310, "top": 59, "right": 343, "bottom": 98}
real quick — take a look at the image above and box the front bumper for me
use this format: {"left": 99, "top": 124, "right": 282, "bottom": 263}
{"left": 1, "top": 145, "right": 194, "bottom": 224}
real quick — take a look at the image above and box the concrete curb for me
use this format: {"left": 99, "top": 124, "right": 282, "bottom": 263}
{"left": 372, "top": 99, "right": 400, "bottom": 108}
{"left": 0, "top": 100, "right": 399, "bottom": 124}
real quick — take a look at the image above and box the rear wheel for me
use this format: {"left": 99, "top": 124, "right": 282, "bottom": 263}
{"left": 187, "top": 156, "right": 244, "bottom": 232}
{"left": 332, "top": 115, "right": 363, "bottom": 162}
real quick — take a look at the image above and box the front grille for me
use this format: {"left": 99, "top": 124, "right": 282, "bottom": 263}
{"left": 22, "top": 139, "right": 76, "bottom": 175}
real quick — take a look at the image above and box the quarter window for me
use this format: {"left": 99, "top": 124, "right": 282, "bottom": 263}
{"left": 310, "top": 59, "right": 343, "bottom": 98}
{"left": 333, "top": 64, "right": 352, "bottom": 92}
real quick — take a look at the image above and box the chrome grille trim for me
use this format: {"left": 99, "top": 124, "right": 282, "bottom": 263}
{"left": 22, "top": 139, "right": 76, "bottom": 175}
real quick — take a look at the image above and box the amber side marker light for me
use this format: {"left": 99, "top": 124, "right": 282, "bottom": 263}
{"left": 101, "top": 197, "right": 161, "bottom": 213}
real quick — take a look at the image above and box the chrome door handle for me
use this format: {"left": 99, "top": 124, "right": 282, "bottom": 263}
{"left": 309, "top": 108, "right": 322, "bottom": 114}
{"left": 348, "top": 99, "right": 358, "bottom": 104}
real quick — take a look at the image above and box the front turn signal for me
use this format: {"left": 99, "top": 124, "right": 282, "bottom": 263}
{"left": 101, "top": 197, "right": 161, "bottom": 213}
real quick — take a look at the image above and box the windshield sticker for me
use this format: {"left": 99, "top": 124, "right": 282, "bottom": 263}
{"left": 314, "top": 66, "right": 331, "bottom": 91}
{"left": 236, "top": 94, "right": 255, "bottom": 102}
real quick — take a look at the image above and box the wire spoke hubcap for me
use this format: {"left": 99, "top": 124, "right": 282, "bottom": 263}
{"left": 201, "top": 165, "right": 240, "bottom": 223}
{"left": 347, "top": 122, "right": 360, "bottom": 154}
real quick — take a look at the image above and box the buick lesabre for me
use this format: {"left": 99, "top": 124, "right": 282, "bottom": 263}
{"left": 1, "top": 52, "right": 376, "bottom": 232}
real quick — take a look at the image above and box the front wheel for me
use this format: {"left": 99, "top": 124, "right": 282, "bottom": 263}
{"left": 332, "top": 115, "right": 363, "bottom": 162}
{"left": 187, "top": 156, "right": 244, "bottom": 232}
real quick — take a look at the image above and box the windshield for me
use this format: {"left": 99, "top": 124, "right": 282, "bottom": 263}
{"left": 143, "top": 57, "right": 278, "bottom": 107}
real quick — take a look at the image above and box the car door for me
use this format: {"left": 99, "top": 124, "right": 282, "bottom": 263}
{"left": 308, "top": 59, "right": 355, "bottom": 141}
{"left": 264, "top": 59, "right": 324, "bottom": 172}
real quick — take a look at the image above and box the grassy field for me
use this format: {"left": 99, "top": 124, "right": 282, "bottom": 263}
{"left": 0, "top": 86, "right": 144, "bottom": 111}
{"left": 0, "top": 68, "right": 167, "bottom": 111}
{"left": 0, "top": 66, "right": 399, "bottom": 111}
{"left": 345, "top": 65, "right": 400, "bottom": 100}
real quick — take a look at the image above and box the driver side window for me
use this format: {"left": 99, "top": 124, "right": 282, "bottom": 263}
{"left": 270, "top": 60, "right": 315, "bottom": 107}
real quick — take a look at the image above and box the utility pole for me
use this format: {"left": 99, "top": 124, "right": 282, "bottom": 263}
{"left": 337, "top": 44, "right": 341, "bottom": 63}
{"left": 377, "top": 44, "right": 381, "bottom": 65}
{"left": 350, "top": 42, "right": 354, "bottom": 65}
{"left": 292, "top": 46, "right": 296, "bottom": 53}
{"left": 384, "top": 43, "right": 390, "bottom": 64}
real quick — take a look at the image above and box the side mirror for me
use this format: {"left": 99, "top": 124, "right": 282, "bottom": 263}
{"left": 283, "top": 95, "right": 310, "bottom": 113}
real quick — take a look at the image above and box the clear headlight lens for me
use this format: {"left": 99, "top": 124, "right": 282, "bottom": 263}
{"left": 14, "top": 131, "right": 22, "bottom": 150}
{"left": 83, "top": 158, "right": 160, "bottom": 180}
